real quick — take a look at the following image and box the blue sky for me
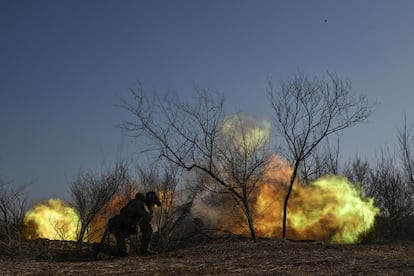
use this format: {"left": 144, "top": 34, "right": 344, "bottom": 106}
{"left": 1, "top": 0, "right": 414, "bottom": 202}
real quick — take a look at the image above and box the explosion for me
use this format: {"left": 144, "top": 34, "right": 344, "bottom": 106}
{"left": 23, "top": 114, "right": 379, "bottom": 244}
{"left": 23, "top": 198, "right": 80, "bottom": 241}
{"left": 194, "top": 155, "right": 379, "bottom": 244}
{"left": 23, "top": 194, "right": 133, "bottom": 242}
{"left": 192, "top": 115, "right": 379, "bottom": 244}
{"left": 221, "top": 114, "right": 270, "bottom": 151}
{"left": 256, "top": 156, "right": 378, "bottom": 243}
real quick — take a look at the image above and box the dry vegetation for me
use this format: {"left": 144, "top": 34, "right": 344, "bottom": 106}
{"left": 1, "top": 239, "right": 413, "bottom": 275}
{"left": 1, "top": 75, "right": 413, "bottom": 275}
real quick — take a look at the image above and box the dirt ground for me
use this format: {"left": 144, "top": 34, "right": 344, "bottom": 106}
{"left": 1, "top": 239, "right": 413, "bottom": 275}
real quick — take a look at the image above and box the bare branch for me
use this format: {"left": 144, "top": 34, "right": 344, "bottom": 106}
{"left": 71, "top": 161, "right": 130, "bottom": 246}
{"left": 268, "top": 71, "right": 374, "bottom": 239}
{"left": 121, "top": 88, "right": 271, "bottom": 242}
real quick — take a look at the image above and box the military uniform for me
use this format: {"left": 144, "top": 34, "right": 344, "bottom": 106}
{"left": 107, "top": 192, "right": 160, "bottom": 256}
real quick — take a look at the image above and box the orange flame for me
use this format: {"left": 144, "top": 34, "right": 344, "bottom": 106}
{"left": 23, "top": 190, "right": 137, "bottom": 242}
{"left": 23, "top": 198, "right": 80, "bottom": 241}
{"left": 196, "top": 155, "right": 379, "bottom": 243}
{"left": 89, "top": 194, "right": 132, "bottom": 242}
{"left": 23, "top": 157, "right": 378, "bottom": 244}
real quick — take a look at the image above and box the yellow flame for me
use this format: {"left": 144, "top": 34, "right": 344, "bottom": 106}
{"left": 291, "top": 175, "right": 378, "bottom": 243}
{"left": 214, "top": 155, "right": 379, "bottom": 243}
{"left": 23, "top": 116, "right": 379, "bottom": 244}
{"left": 23, "top": 190, "right": 138, "bottom": 242}
{"left": 23, "top": 198, "right": 80, "bottom": 241}
{"left": 209, "top": 115, "right": 380, "bottom": 243}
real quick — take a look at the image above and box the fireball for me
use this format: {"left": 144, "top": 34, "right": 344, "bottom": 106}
{"left": 193, "top": 114, "right": 379, "bottom": 244}
{"left": 23, "top": 190, "right": 137, "bottom": 242}
{"left": 198, "top": 155, "right": 380, "bottom": 244}
{"left": 23, "top": 198, "right": 80, "bottom": 241}
{"left": 252, "top": 164, "right": 379, "bottom": 243}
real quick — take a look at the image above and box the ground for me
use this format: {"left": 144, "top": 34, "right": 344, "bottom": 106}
{"left": 1, "top": 240, "right": 413, "bottom": 275}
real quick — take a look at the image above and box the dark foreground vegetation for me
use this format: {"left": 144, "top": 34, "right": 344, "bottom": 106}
{"left": 1, "top": 238, "right": 413, "bottom": 275}
{"left": 1, "top": 72, "right": 414, "bottom": 274}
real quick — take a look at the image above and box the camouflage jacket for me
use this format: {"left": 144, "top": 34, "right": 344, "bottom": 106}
{"left": 119, "top": 198, "right": 151, "bottom": 227}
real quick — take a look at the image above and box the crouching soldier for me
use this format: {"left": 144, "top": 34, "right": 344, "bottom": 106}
{"left": 103, "top": 191, "right": 161, "bottom": 257}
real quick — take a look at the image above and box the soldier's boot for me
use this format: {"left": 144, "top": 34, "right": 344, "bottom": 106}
{"left": 116, "top": 241, "right": 130, "bottom": 257}
{"left": 140, "top": 230, "right": 156, "bottom": 256}
{"left": 139, "top": 245, "right": 157, "bottom": 256}
{"left": 91, "top": 243, "right": 102, "bottom": 258}
{"left": 114, "top": 233, "right": 130, "bottom": 257}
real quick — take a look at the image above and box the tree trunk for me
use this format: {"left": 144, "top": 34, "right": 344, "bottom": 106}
{"left": 77, "top": 222, "right": 88, "bottom": 247}
{"left": 246, "top": 208, "right": 257, "bottom": 243}
{"left": 242, "top": 184, "right": 257, "bottom": 243}
{"left": 282, "top": 164, "right": 299, "bottom": 240}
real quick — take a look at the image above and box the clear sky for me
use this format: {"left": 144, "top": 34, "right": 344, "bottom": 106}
{"left": 1, "top": 0, "right": 414, "bottom": 202}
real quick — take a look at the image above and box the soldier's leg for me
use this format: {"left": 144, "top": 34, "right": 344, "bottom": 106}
{"left": 94, "top": 216, "right": 118, "bottom": 258}
{"left": 139, "top": 220, "right": 153, "bottom": 255}
{"left": 115, "top": 231, "right": 130, "bottom": 257}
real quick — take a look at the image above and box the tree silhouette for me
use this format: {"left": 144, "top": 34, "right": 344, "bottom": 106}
{"left": 268, "top": 72, "right": 373, "bottom": 239}
{"left": 121, "top": 89, "right": 270, "bottom": 242}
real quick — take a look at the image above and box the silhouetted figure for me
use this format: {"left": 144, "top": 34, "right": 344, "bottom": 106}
{"left": 95, "top": 191, "right": 161, "bottom": 257}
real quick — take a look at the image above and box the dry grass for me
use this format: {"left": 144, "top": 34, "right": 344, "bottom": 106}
{"left": 1, "top": 239, "right": 413, "bottom": 275}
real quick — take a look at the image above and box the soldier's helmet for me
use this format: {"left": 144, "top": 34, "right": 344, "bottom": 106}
{"left": 146, "top": 191, "right": 162, "bottom": 207}
{"left": 135, "top": 192, "right": 146, "bottom": 201}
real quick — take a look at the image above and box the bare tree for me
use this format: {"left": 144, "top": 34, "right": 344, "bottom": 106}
{"left": 0, "top": 180, "right": 27, "bottom": 254}
{"left": 121, "top": 89, "right": 270, "bottom": 242}
{"left": 368, "top": 150, "right": 414, "bottom": 238}
{"left": 214, "top": 113, "right": 271, "bottom": 241}
{"left": 71, "top": 162, "right": 129, "bottom": 246}
{"left": 343, "top": 156, "right": 370, "bottom": 185}
{"left": 136, "top": 162, "right": 191, "bottom": 251}
{"left": 397, "top": 115, "right": 414, "bottom": 191}
{"left": 268, "top": 72, "right": 373, "bottom": 239}
{"left": 0, "top": 180, "right": 27, "bottom": 226}
{"left": 301, "top": 135, "right": 341, "bottom": 182}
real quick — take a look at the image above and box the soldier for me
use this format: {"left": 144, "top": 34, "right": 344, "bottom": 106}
{"left": 105, "top": 191, "right": 161, "bottom": 256}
